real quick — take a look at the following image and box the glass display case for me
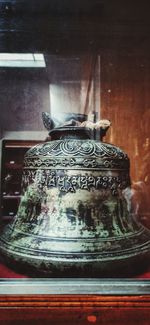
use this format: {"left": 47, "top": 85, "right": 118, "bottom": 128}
{"left": 0, "top": 1, "right": 150, "bottom": 323}
{"left": 0, "top": 52, "right": 150, "bottom": 280}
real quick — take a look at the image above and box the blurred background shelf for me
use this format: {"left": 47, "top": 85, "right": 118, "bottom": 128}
{"left": 1, "top": 139, "right": 43, "bottom": 223}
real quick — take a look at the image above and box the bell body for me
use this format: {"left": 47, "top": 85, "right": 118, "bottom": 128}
{"left": 0, "top": 127, "right": 150, "bottom": 276}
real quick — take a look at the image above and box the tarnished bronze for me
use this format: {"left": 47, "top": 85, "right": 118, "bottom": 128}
{"left": 0, "top": 114, "right": 150, "bottom": 276}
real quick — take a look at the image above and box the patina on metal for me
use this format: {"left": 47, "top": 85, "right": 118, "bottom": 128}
{"left": 0, "top": 113, "right": 150, "bottom": 277}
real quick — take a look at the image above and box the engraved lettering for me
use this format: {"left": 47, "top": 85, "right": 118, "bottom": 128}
{"left": 80, "top": 176, "right": 89, "bottom": 190}
{"left": 57, "top": 176, "right": 66, "bottom": 191}
{"left": 87, "top": 176, "right": 96, "bottom": 188}
{"left": 66, "top": 176, "right": 76, "bottom": 192}
{"left": 22, "top": 170, "right": 129, "bottom": 195}
{"left": 96, "top": 176, "right": 103, "bottom": 188}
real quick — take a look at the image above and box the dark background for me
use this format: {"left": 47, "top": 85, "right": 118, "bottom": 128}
{"left": 0, "top": 0, "right": 150, "bottom": 217}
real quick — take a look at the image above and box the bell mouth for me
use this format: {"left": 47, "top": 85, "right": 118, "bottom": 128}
{"left": 0, "top": 222, "right": 150, "bottom": 277}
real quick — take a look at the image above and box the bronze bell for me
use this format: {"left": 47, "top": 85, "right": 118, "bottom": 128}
{"left": 0, "top": 113, "right": 150, "bottom": 277}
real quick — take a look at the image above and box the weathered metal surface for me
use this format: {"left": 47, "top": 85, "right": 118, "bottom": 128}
{"left": 0, "top": 126, "right": 150, "bottom": 276}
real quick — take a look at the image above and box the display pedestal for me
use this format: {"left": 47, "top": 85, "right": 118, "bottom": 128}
{"left": 0, "top": 293, "right": 150, "bottom": 324}
{"left": 0, "top": 262, "right": 150, "bottom": 324}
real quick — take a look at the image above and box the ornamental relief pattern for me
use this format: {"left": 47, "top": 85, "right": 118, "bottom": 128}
{"left": 24, "top": 156, "right": 129, "bottom": 170}
{"left": 24, "top": 139, "right": 129, "bottom": 171}
{"left": 25, "top": 139, "right": 129, "bottom": 160}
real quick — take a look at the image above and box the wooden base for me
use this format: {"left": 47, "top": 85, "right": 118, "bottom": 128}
{"left": 0, "top": 295, "right": 150, "bottom": 324}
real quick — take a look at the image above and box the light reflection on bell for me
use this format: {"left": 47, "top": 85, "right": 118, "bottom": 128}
{"left": 0, "top": 113, "right": 150, "bottom": 277}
